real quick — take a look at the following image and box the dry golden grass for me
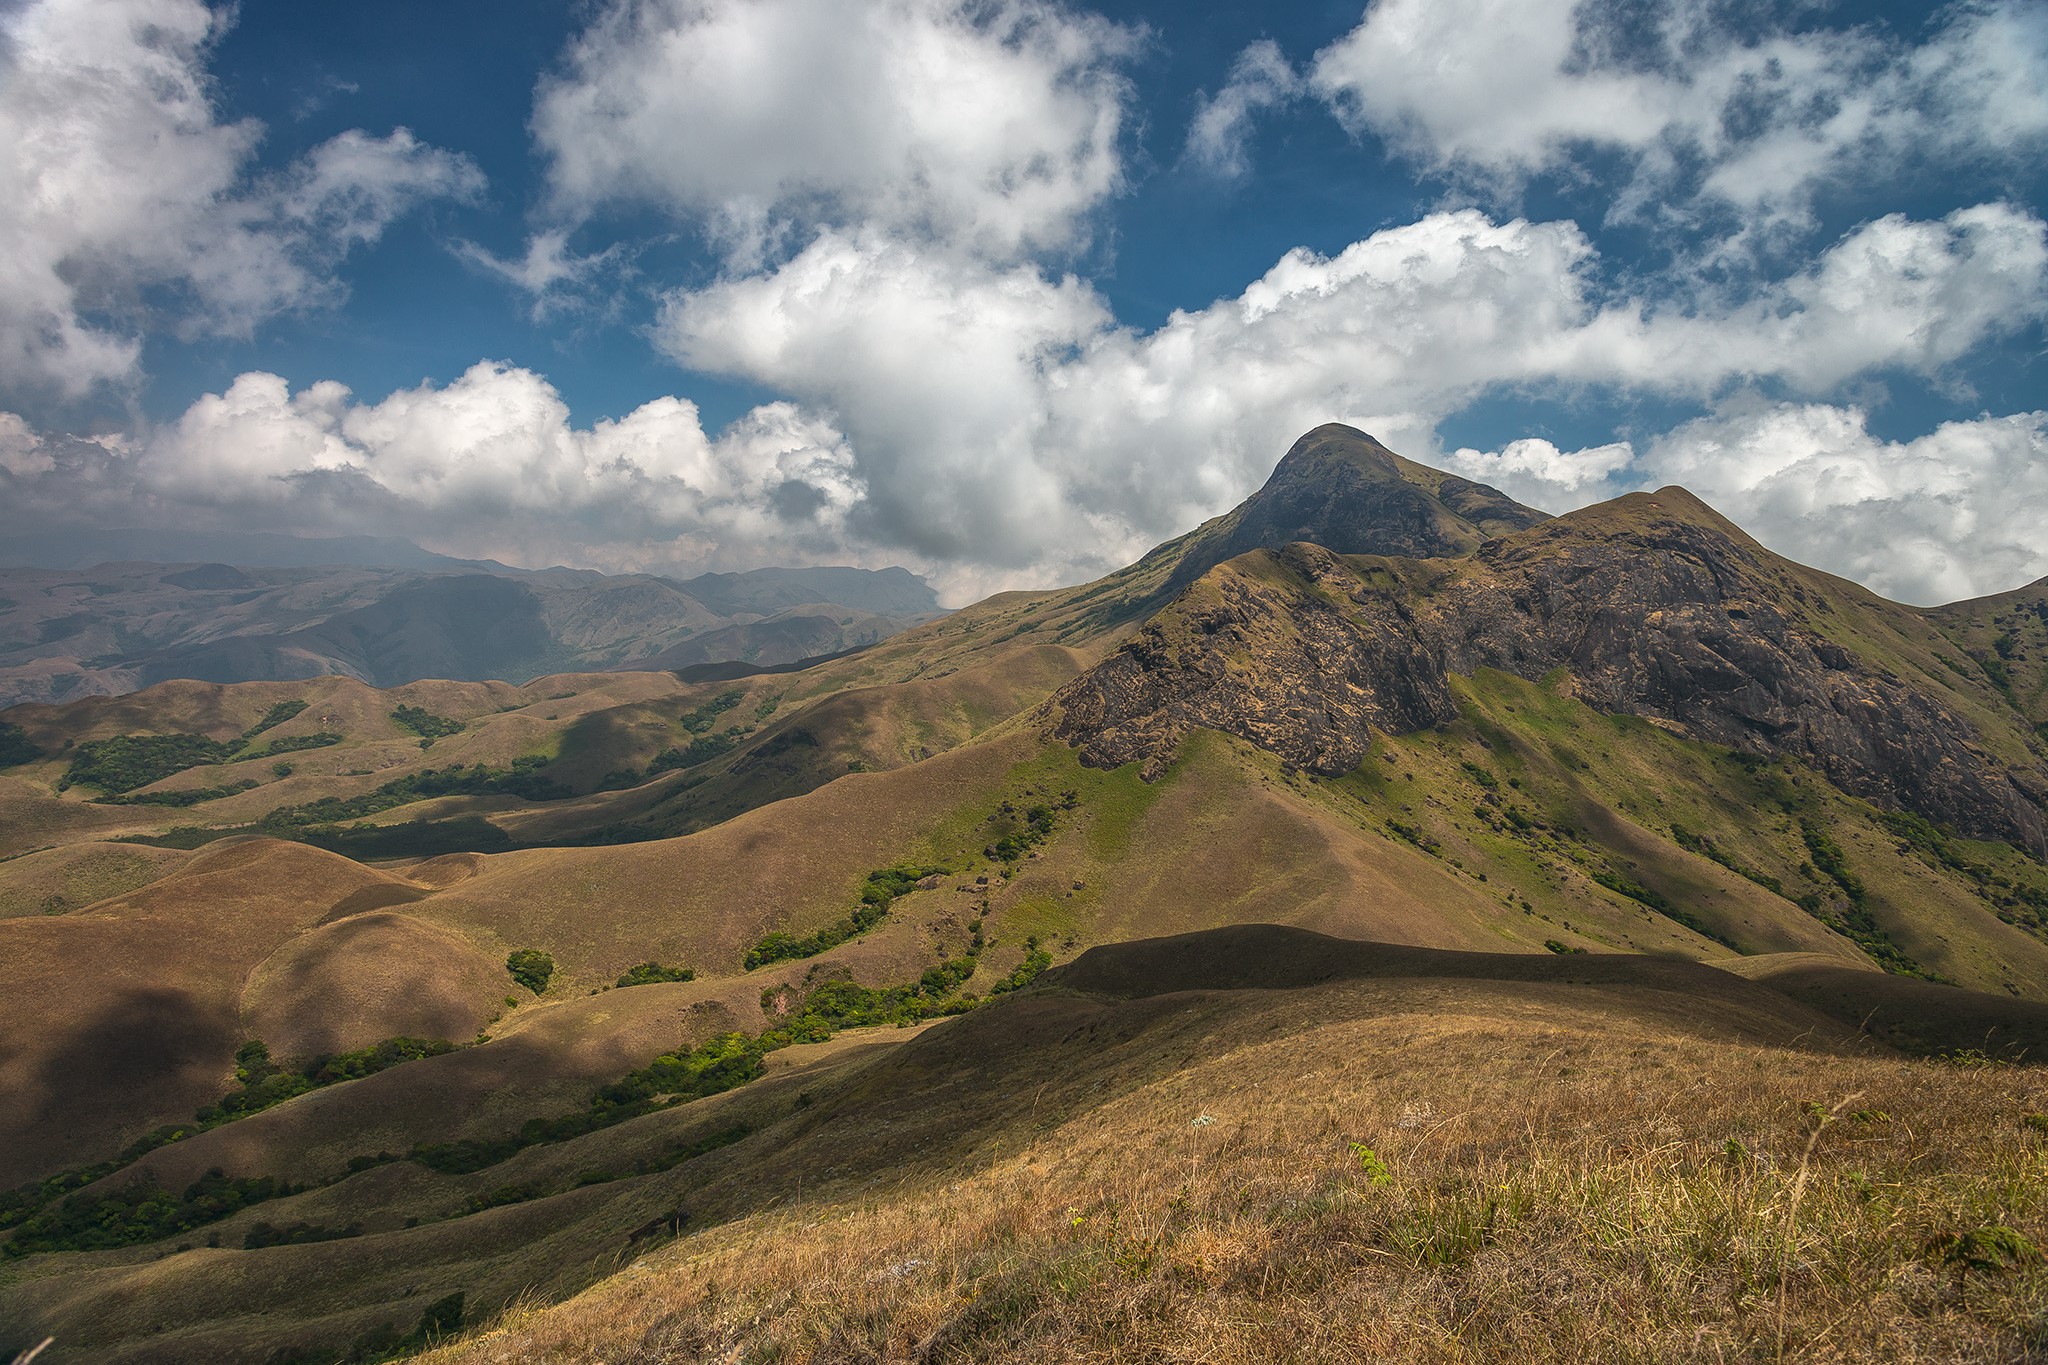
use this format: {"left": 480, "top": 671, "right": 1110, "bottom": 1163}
{"left": 428, "top": 1001, "right": 2048, "bottom": 1365}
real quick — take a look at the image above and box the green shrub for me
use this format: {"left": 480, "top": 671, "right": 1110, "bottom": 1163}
{"left": 244, "top": 1219, "right": 361, "bottom": 1249}
{"left": 507, "top": 949, "right": 555, "bottom": 994}
{"left": 390, "top": 705, "right": 464, "bottom": 740}
{"left": 243, "top": 700, "right": 308, "bottom": 738}
{"left": 615, "top": 961, "right": 696, "bottom": 988}
{"left": 3, "top": 1168, "right": 292, "bottom": 1256}
{"left": 648, "top": 732, "right": 739, "bottom": 772}
{"left": 259, "top": 758, "right": 564, "bottom": 830}
{"left": 94, "top": 778, "right": 260, "bottom": 808}
{"left": 1798, "top": 817, "right": 1934, "bottom": 977}
{"left": 744, "top": 864, "right": 946, "bottom": 969}
{"left": 990, "top": 938, "right": 1053, "bottom": 994}
{"left": 65, "top": 733, "right": 240, "bottom": 793}
{"left": 1588, "top": 868, "right": 1734, "bottom": 947}
{"left": 0, "top": 721, "right": 41, "bottom": 768}
{"left": 680, "top": 690, "right": 744, "bottom": 734}
{"left": 1459, "top": 761, "right": 1498, "bottom": 790}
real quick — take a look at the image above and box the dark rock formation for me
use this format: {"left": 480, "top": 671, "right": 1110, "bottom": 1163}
{"left": 1056, "top": 543, "right": 1457, "bottom": 780}
{"left": 1053, "top": 468, "right": 2048, "bottom": 854}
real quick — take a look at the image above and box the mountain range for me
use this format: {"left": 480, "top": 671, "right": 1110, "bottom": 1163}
{"left": 1, "top": 425, "right": 2045, "bottom": 1363}
{"left": 0, "top": 550, "right": 942, "bottom": 707}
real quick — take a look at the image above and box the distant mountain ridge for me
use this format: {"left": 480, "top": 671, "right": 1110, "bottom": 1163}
{"left": 0, "top": 528, "right": 508, "bottom": 573}
{"left": 0, "top": 552, "right": 942, "bottom": 706}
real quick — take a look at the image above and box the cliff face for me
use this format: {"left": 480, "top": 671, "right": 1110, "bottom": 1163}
{"left": 1054, "top": 482, "right": 2048, "bottom": 853}
{"left": 1055, "top": 543, "right": 1457, "bottom": 780}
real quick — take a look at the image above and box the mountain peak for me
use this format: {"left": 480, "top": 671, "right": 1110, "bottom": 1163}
{"left": 1164, "top": 424, "right": 1547, "bottom": 592}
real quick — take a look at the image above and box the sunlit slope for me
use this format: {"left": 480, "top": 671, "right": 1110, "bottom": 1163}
{"left": 5, "top": 926, "right": 2046, "bottom": 1364}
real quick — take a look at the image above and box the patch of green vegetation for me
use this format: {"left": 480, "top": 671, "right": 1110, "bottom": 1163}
{"left": 0, "top": 721, "right": 42, "bottom": 767}
{"left": 3, "top": 1168, "right": 294, "bottom": 1256}
{"left": 744, "top": 863, "right": 948, "bottom": 970}
{"left": 244, "top": 1218, "right": 361, "bottom": 1249}
{"left": 615, "top": 961, "right": 696, "bottom": 988}
{"left": 1670, "top": 822, "right": 1786, "bottom": 895}
{"left": 93, "top": 778, "right": 259, "bottom": 807}
{"left": 197, "top": 1037, "right": 459, "bottom": 1126}
{"left": 413, "top": 1032, "right": 766, "bottom": 1174}
{"left": 244, "top": 700, "right": 308, "bottom": 737}
{"left": 261, "top": 756, "right": 566, "bottom": 829}
{"left": 1544, "top": 939, "right": 1587, "bottom": 955}
{"left": 1798, "top": 817, "right": 1938, "bottom": 978}
{"left": 1459, "top": 761, "right": 1499, "bottom": 790}
{"left": 416, "top": 936, "right": 1012, "bottom": 1176}
{"left": 1385, "top": 818, "right": 1442, "bottom": 857}
{"left": 64, "top": 734, "right": 241, "bottom": 793}
{"left": 239, "top": 731, "right": 343, "bottom": 761}
{"left": 390, "top": 705, "right": 464, "bottom": 741}
{"left": 1586, "top": 866, "right": 1735, "bottom": 948}
{"left": 1875, "top": 809, "right": 2048, "bottom": 942}
{"left": 681, "top": 689, "right": 744, "bottom": 734}
{"left": 989, "top": 937, "right": 1053, "bottom": 994}
{"left": 506, "top": 948, "right": 556, "bottom": 994}
{"left": 305, "top": 816, "right": 517, "bottom": 858}
{"left": 985, "top": 793, "right": 1070, "bottom": 862}
{"left": 648, "top": 731, "right": 740, "bottom": 772}
{"left": 573, "top": 1124, "right": 751, "bottom": 1187}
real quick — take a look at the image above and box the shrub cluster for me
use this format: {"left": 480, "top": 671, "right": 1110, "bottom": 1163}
{"left": 62, "top": 702, "right": 333, "bottom": 794}
{"left": 1798, "top": 817, "right": 1936, "bottom": 978}
{"left": 745, "top": 863, "right": 948, "bottom": 969}
{"left": 66, "top": 734, "right": 242, "bottom": 793}
{"left": 680, "top": 690, "right": 744, "bottom": 734}
{"left": 95, "top": 778, "right": 260, "bottom": 808}
{"left": 260, "top": 756, "right": 566, "bottom": 829}
{"left": 244, "top": 1219, "right": 361, "bottom": 1250}
{"left": 615, "top": 961, "right": 696, "bottom": 988}
{"left": 1587, "top": 867, "right": 1735, "bottom": 948}
{"left": 198, "top": 1037, "right": 458, "bottom": 1126}
{"left": 507, "top": 948, "right": 556, "bottom": 994}
{"left": 390, "top": 704, "right": 465, "bottom": 741}
{"left": 4, "top": 1168, "right": 291, "bottom": 1256}
{"left": 1669, "top": 822, "right": 1786, "bottom": 895}
{"left": 246, "top": 700, "right": 309, "bottom": 736}
{"left": 0, "top": 721, "right": 41, "bottom": 767}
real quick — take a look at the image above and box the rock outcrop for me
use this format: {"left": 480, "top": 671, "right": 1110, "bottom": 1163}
{"left": 1054, "top": 468, "right": 2048, "bottom": 854}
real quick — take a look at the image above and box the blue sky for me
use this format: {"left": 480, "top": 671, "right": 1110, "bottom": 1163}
{"left": 1, "top": 0, "right": 2045, "bottom": 605}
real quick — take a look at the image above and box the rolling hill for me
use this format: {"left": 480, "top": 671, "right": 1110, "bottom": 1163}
{"left": 1, "top": 424, "right": 2045, "bottom": 1363}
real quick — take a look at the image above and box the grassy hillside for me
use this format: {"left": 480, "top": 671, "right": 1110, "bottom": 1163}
{"left": 4, "top": 928, "right": 2045, "bottom": 1363}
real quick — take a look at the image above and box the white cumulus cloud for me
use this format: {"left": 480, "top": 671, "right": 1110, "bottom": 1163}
{"left": 1306, "top": 0, "right": 2048, "bottom": 233}
{"left": 0, "top": 365, "right": 872, "bottom": 578}
{"left": 0, "top": 0, "right": 482, "bottom": 399}
{"left": 531, "top": 0, "right": 1140, "bottom": 267}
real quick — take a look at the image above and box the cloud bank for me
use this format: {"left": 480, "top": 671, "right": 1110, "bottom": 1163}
{"left": 2, "top": 0, "right": 2044, "bottom": 610}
